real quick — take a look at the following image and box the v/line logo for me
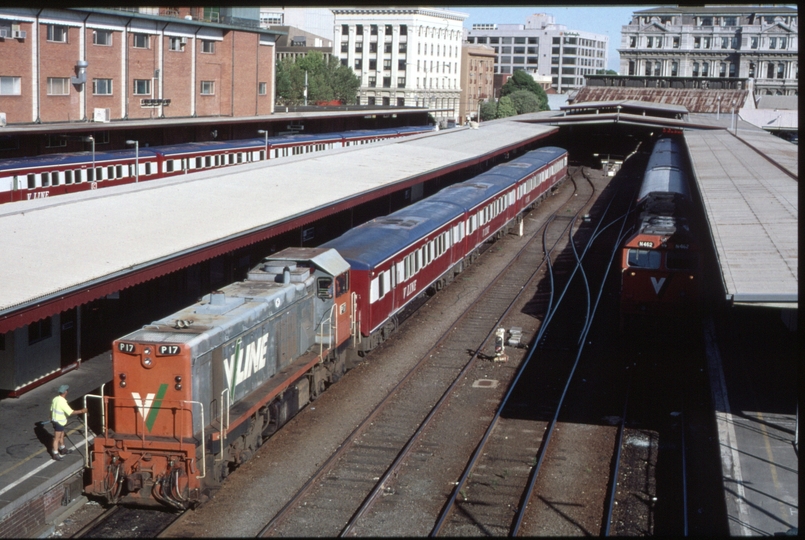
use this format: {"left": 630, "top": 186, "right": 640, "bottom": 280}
{"left": 132, "top": 383, "right": 168, "bottom": 432}
{"left": 224, "top": 331, "right": 270, "bottom": 395}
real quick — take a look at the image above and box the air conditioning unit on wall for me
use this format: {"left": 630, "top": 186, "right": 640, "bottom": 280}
{"left": 0, "top": 29, "right": 9, "bottom": 39}
{"left": 93, "top": 108, "right": 110, "bottom": 123}
{"left": 0, "top": 113, "right": 6, "bottom": 128}
{"left": 12, "top": 30, "right": 26, "bottom": 39}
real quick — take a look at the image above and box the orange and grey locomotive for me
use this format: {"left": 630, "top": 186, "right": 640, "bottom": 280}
{"left": 86, "top": 248, "right": 353, "bottom": 508}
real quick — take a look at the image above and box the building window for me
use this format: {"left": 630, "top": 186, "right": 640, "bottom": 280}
{"left": 28, "top": 317, "right": 52, "bottom": 345}
{"left": 654, "top": 61, "right": 661, "bottom": 76}
{"left": 201, "top": 40, "right": 215, "bottom": 53}
{"left": 769, "top": 37, "right": 777, "bottom": 49}
{"left": 258, "top": 82, "right": 266, "bottom": 95}
{"left": 369, "top": 59, "right": 377, "bottom": 70}
{"left": 694, "top": 37, "right": 701, "bottom": 49}
{"left": 779, "top": 37, "right": 787, "bottom": 49}
{"left": 93, "top": 78, "right": 112, "bottom": 95}
{"left": 47, "top": 25, "right": 67, "bottom": 43}
{"left": 751, "top": 36, "right": 758, "bottom": 49}
{"left": 671, "top": 61, "right": 678, "bottom": 76}
{"left": 354, "top": 59, "right": 362, "bottom": 70}
{"left": 729, "top": 63, "right": 736, "bottom": 77}
{"left": 385, "top": 25, "right": 392, "bottom": 34}
{"left": 0, "top": 76, "right": 21, "bottom": 95}
{"left": 719, "top": 63, "right": 727, "bottom": 77}
{"left": 383, "top": 59, "right": 391, "bottom": 70}
{"left": 341, "top": 58, "right": 347, "bottom": 67}
{"left": 673, "top": 36, "right": 680, "bottom": 48}
{"left": 368, "top": 96, "right": 375, "bottom": 105}
{"left": 397, "top": 77, "right": 405, "bottom": 88}
{"left": 748, "top": 62, "right": 756, "bottom": 78}
{"left": 47, "top": 77, "right": 70, "bottom": 95}
{"left": 721, "top": 37, "right": 729, "bottom": 49}
{"left": 355, "top": 42, "right": 363, "bottom": 52}
{"left": 200, "top": 80, "right": 215, "bottom": 95}
{"left": 766, "top": 63, "right": 775, "bottom": 79}
{"left": 400, "top": 25, "right": 407, "bottom": 36}
{"left": 369, "top": 42, "right": 377, "bottom": 53}
{"left": 133, "top": 33, "right": 149, "bottom": 49}
{"left": 382, "top": 97, "right": 390, "bottom": 106}
{"left": 93, "top": 30, "right": 112, "bottom": 46}
{"left": 397, "top": 97, "right": 405, "bottom": 106}
{"left": 341, "top": 24, "right": 348, "bottom": 34}
{"left": 777, "top": 63, "right": 785, "bottom": 79}
{"left": 341, "top": 42, "right": 348, "bottom": 53}
{"left": 701, "top": 62, "right": 709, "bottom": 77}
{"left": 628, "top": 60, "right": 635, "bottom": 75}
{"left": 356, "top": 25, "right": 363, "bottom": 35}
{"left": 692, "top": 62, "right": 699, "bottom": 77}
{"left": 133, "top": 79, "right": 151, "bottom": 95}
{"left": 383, "top": 76, "right": 391, "bottom": 88}
{"left": 169, "top": 36, "right": 184, "bottom": 51}
{"left": 703, "top": 37, "right": 711, "bottom": 48}
{"left": 398, "top": 59, "right": 406, "bottom": 70}
{"left": 370, "top": 25, "right": 377, "bottom": 35}
{"left": 368, "top": 76, "right": 376, "bottom": 88}
{"left": 723, "top": 16, "right": 737, "bottom": 26}
{"left": 644, "top": 62, "right": 652, "bottom": 76}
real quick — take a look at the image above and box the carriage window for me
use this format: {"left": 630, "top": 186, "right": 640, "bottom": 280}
{"left": 41, "top": 172, "right": 50, "bottom": 187}
{"left": 64, "top": 170, "right": 73, "bottom": 184}
{"left": 107, "top": 165, "right": 114, "bottom": 179}
{"left": 627, "top": 249, "right": 661, "bottom": 269}
{"left": 666, "top": 251, "right": 697, "bottom": 270}
{"left": 75, "top": 169, "right": 83, "bottom": 183}
{"left": 116, "top": 165, "right": 123, "bottom": 178}
{"left": 317, "top": 277, "right": 333, "bottom": 298}
{"left": 195, "top": 157, "right": 203, "bottom": 168}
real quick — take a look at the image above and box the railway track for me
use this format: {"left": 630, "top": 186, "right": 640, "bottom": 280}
{"left": 72, "top": 505, "right": 180, "bottom": 538}
{"left": 254, "top": 166, "right": 601, "bottom": 537}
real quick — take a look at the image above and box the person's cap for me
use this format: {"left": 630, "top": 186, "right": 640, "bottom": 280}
{"left": 58, "top": 384, "right": 69, "bottom": 394}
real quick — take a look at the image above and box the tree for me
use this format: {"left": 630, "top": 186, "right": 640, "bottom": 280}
{"left": 479, "top": 101, "right": 498, "bottom": 121}
{"left": 496, "top": 96, "right": 517, "bottom": 119}
{"left": 500, "top": 70, "right": 549, "bottom": 111}
{"left": 508, "top": 89, "right": 541, "bottom": 115}
{"left": 596, "top": 69, "right": 619, "bottom": 75}
{"left": 275, "top": 51, "right": 360, "bottom": 105}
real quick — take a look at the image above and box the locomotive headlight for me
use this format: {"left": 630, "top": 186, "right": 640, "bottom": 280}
{"left": 175, "top": 375, "right": 182, "bottom": 391}
{"left": 119, "top": 373, "right": 127, "bottom": 387}
{"left": 144, "top": 347, "right": 152, "bottom": 355}
{"left": 142, "top": 357, "right": 153, "bottom": 368}
{"left": 175, "top": 383, "right": 183, "bottom": 391}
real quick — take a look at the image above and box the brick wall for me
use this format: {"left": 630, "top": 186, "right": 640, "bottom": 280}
{"left": 0, "top": 472, "right": 82, "bottom": 538}
{"left": 0, "top": 21, "right": 34, "bottom": 123}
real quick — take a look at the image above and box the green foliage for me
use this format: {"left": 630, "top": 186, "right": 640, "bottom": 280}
{"left": 496, "top": 96, "right": 518, "bottom": 118}
{"left": 596, "top": 69, "right": 619, "bottom": 75}
{"left": 500, "top": 70, "right": 549, "bottom": 112}
{"left": 479, "top": 101, "right": 498, "bottom": 121}
{"left": 275, "top": 51, "right": 360, "bottom": 106}
{"left": 508, "top": 89, "right": 541, "bottom": 115}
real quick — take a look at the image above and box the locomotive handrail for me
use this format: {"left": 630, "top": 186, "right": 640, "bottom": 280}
{"left": 351, "top": 292, "right": 360, "bottom": 345}
{"left": 82, "top": 394, "right": 206, "bottom": 479}
{"left": 317, "top": 304, "right": 337, "bottom": 360}
{"left": 215, "top": 388, "right": 230, "bottom": 463}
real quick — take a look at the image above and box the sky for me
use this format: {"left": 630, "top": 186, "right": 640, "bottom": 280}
{"left": 452, "top": 5, "right": 654, "bottom": 72}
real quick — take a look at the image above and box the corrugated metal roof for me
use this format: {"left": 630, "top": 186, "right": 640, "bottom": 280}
{"left": 683, "top": 129, "right": 797, "bottom": 306}
{"left": 573, "top": 87, "right": 749, "bottom": 114}
{"left": 0, "top": 121, "right": 556, "bottom": 329}
{"left": 562, "top": 99, "right": 689, "bottom": 115}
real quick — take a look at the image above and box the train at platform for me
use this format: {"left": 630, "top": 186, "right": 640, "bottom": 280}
{"left": 0, "top": 126, "right": 430, "bottom": 204}
{"left": 84, "top": 146, "right": 568, "bottom": 509}
{"left": 619, "top": 136, "right": 700, "bottom": 322}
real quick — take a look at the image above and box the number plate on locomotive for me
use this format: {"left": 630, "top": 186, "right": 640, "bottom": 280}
{"left": 118, "top": 342, "right": 136, "bottom": 354}
{"left": 638, "top": 241, "right": 654, "bottom": 248}
{"left": 157, "top": 345, "right": 181, "bottom": 356}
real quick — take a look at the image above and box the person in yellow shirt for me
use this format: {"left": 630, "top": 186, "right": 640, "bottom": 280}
{"left": 50, "top": 385, "right": 86, "bottom": 461}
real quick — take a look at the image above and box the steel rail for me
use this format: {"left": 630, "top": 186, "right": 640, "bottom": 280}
{"left": 431, "top": 169, "right": 597, "bottom": 536}
{"left": 339, "top": 173, "right": 587, "bottom": 537}
{"left": 256, "top": 170, "right": 581, "bottom": 538}
{"left": 511, "top": 183, "right": 630, "bottom": 536}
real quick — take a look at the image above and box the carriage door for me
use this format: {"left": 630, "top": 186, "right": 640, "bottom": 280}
{"left": 333, "top": 272, "right": 352, "bottom": 346}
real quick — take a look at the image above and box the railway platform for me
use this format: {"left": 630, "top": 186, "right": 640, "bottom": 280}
{"left": 705, "top": 310, "right": 799, "bottom": 536}
{"left": 0, "top": 353, "right": 110, "bottom": 538}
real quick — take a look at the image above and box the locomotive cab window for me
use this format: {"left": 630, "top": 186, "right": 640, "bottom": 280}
{"left": 627, "top": 248, "right": 661, "bottom": 269}
{"left": 317, "top": 277, "right": 333, "bottom": 298}
{"left": 335, "top": 273, "right": 349, "bottom": 296}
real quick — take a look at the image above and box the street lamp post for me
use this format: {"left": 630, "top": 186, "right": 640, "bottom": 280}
{"left": 84, "top": 135, "right": 95, "bottom": 174}
{"left": 257, "top": 130, "right": 269, "bottom": 160}
{"left": 126, "top": 140, "right": 139, "bottom": 183}
{"left": 717, "top": 96, "right": 722, "bottom": 120}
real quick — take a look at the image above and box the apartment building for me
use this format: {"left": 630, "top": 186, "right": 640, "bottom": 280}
{"left": 0, "top": 7, "right": 281, "bottom": 126}
{"left": 332, "top": 7, "right": 468, "bottom": 123}
{"left": 619, "top": 5, "right": 798, "bottom": 96}
{"left": 465, "top": 13, "right": 608, "bottom": 94}
{"left": 459, "top": 43, "right": 495, "bottom": 122}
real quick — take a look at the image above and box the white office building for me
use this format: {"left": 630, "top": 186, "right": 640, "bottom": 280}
{"left": 332, "top": 7, "right": 468, "bottom": 123}
{"left": 465, "top": 13, "right": 608, "bottom": 94}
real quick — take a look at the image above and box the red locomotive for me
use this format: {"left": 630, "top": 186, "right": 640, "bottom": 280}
{"left": 620, "top": 137, "right": 700, "bottom": 322}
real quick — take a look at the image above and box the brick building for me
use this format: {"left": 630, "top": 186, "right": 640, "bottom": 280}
{"left": 0, "top": 7, "right": 283, "bottom": 127}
